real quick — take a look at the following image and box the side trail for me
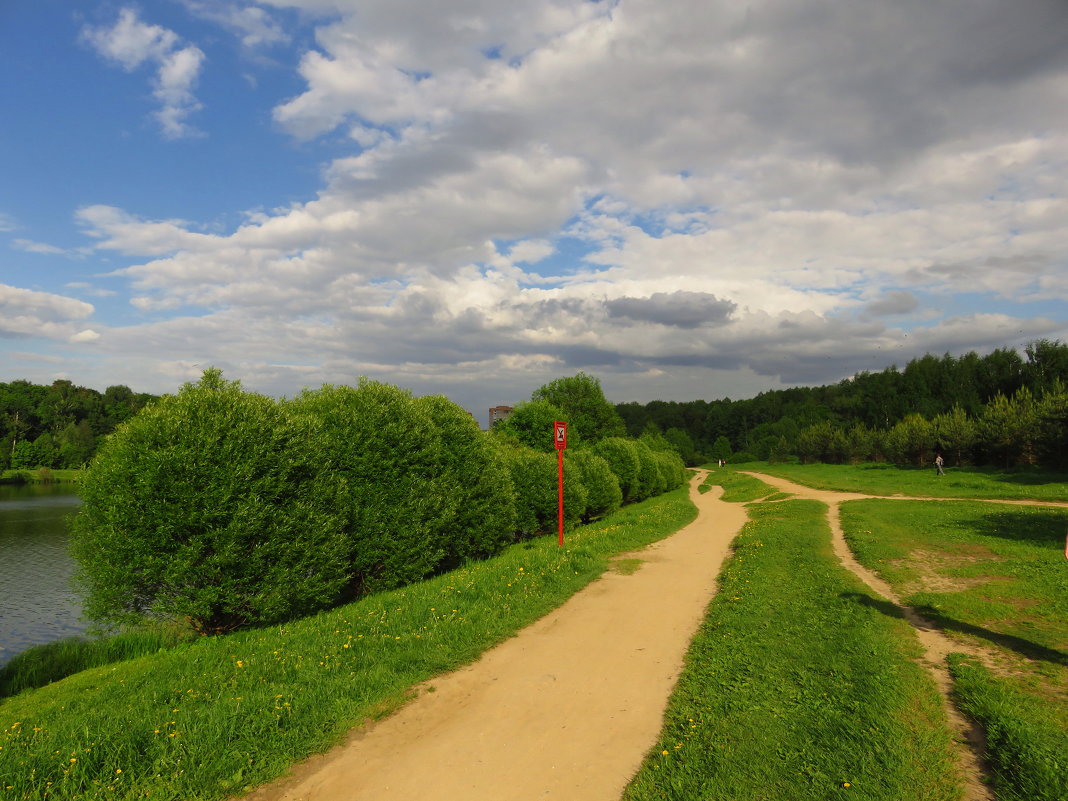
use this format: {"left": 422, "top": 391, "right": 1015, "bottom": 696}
{"left": 241, "top": 473, "right": 747, "bottom": 801}
{"left": 739, "top": 471, "right": 1068, "bottom": 801}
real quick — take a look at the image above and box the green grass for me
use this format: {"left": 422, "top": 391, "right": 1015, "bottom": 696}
{"left": 623, "top": 499, "right": 961, "bottom": 801}
{"left": 0, "top": 469, "right": 82, "bottom": 485}
{"left": 741, "top": 461, "right": 1068, "bottom": 501}
{"left": 0, "top": 488, "right": 695, "bottom": 801}
{"left": 699, "top": 469, "right": 779, "bottom": 503}
{"left": 841, "top": 499, "right": 1068, "bottom": 801}
{"left": 0, "top": 626, "right": 196, "bottom": 699}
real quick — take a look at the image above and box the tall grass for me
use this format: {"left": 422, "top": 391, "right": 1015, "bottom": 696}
{"left": 0, "top": 488, "right": 695, "bottom": 801}
{"left": 624, "top": 498, "right": 961, "bottom": 801}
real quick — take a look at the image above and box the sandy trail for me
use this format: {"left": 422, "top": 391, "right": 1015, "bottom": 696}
{"left": 737, "top": 471, "right": 1068, "bottom": 801}
{"left": 242, "top": 473, "right": 747, "bottom": 801}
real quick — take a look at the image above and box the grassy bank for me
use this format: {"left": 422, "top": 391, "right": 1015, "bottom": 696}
{"left": 735, "top": 461, "right": 1068, "bottom": 501}
{"left": 841, "top": 498, "right": 1068, "bottom": 801}
{"left": 0, "top": 469, "right": 82, "bottom": 485}
{"left": 623, "top": 496, "right": 961, "bottom": 801}
{"left": 0, "top": 487, "right": 695, "bottom": 801}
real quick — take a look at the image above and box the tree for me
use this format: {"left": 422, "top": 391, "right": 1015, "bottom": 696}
{"left": 710, "top": 436, "right": 732, "bottom": 463}
{"left": 979, "top": 388, "right": 1039, "bottom": 467}
{"left": 493, "top": 399, "right": 567, "bottom": 453}
{"left": 71, "top": 369, "right": 351, "bottom": 633}
{"left": 884, "top": 414, "right": 935, "bottom": 466}
{"left": 531, "top": 373, "right": 626, "bottom": 446}
{"left": 932, "top": 406, "right": 975, "bottom": 465}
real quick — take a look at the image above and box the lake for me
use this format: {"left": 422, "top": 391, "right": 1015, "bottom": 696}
{"left": 0, "top": 482, "right": 86, "bottom": 665}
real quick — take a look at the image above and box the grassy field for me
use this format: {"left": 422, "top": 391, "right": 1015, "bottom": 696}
{"left": 0, "top": 488, "right": 695, "bottom": 801}
{"left": 624, "top": 496, "right": 962, "bottom": 801}
{"left": 734, "top": 461, "right": 1068, "bottom": 502}
{"left": 841, "top": 498, "right": 1068, "bottom": 801}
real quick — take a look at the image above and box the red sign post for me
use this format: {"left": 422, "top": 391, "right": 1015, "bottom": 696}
{"left": 553, "top": 421, "right": 567, "bottom": 546}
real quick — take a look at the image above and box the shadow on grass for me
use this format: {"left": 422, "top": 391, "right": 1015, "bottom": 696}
{"left": 971, "top": 508, "right": 1068, "bottom": 546}
{"left": 841, "top": 592, "right": 1068, "bottom": 668}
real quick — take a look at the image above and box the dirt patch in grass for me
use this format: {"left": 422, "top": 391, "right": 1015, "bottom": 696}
{"left": 895, "top": 548, "right": 1006, "bottom": 595}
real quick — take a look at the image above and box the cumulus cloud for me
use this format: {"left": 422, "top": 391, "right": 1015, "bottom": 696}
{"left": 82, "top": 8, "right": 206, "bottom": 138}
{"left": 0, "top": 284, "right": 95, "bottom": 341}
{"left": 49, "top": 0, "right": 1068, "bottom": 408}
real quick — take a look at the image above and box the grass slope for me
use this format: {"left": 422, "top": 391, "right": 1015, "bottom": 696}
{"left": 624, "top": 497, "right": 961, "bottom": 801}
{"left": 0, "top": 489, "right": 695, "bottom": 801}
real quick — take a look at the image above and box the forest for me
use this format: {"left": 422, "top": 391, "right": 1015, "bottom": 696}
{"left": 0, "top": 379, "right": 156, "bottom": 471}
{"left": 617, "top": 338, "right": 1068, "bottom": 470}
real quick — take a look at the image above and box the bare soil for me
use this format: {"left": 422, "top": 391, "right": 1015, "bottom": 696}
{"left": 240, "top": 473, "right": 747, "bottom": 801}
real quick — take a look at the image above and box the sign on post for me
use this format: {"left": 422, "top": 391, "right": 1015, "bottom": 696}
{"left": 553, "top": 421, "right": 567, "bottom": 545}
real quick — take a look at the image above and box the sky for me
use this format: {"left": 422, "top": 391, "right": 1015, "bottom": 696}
{"left": 2, "top": 0, "right": 1067, "bottom": 426}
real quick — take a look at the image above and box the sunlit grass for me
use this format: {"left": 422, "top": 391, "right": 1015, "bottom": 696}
{"left": 841, "top": 498, "right": 1068, "bottom": 801}
{"left": 699, "top": 469, "right": 778, "bottom": 502}
{"left": 624, "top": 499, "right": 961, "bottom": 801}
{"left": 0, "top": 488, "right": 695, "bottom": 801}
{"left": 740, "top": 461, "right": 1068, "bottom": 501}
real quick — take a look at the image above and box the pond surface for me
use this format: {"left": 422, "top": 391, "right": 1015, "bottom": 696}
{"left": 0, "top": 483, "right": 85, "bottom": 665}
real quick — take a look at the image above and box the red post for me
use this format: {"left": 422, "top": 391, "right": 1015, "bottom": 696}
{"left": 557, "top": 448, "right": 565, "bottom": 546}
{"left": 553, "top": 421, "right": 567, "bottom": 546}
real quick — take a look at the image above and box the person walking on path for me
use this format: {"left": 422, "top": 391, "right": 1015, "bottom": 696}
{"left": 935, "top": 453, "right": 945, "bottom": 476}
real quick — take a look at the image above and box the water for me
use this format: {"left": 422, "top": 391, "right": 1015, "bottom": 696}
{"left": 0, "top": 483, "right": 85, "bottom": 665}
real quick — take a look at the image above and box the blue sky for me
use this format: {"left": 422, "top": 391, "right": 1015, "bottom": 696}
{"left": 2, "top": 0, "right": 1067, "bottom": 424}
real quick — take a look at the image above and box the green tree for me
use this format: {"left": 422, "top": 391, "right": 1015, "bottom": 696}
{"left": 569, "top": 449, "right": 622, "bottom": 520}
{"left": 979, "top": 388, "right": 1039, "bottom": 467}
{"left": 591, "top": 437, "right": 642, "bottom": 501}
{"left": 884, "top": 414, "right": 935, "bottom": 466}
{"left": 413, "top": 394, "right": 516, "bottom": 565}
{"left": 71, "top": 369, "right": 350, "bottom": 634}
{"left": 932, "top": 406, "right": 976, "bottom": 466}
{"left": 531, "top": 372, "right": 626, "bottom": 446}
{"left": 710, "top": 435, "right": 732, "bottom": 463}
{"left": 492, "top": 399, "right": 567, "bottom": 453}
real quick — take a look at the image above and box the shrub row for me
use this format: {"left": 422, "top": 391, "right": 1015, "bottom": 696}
{"left": 72, "top": 371, "right": 685, "bottom": 635}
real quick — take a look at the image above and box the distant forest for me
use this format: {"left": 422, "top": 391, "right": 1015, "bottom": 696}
{"left": 0, "top": 380, "right": 156, "bottom": 471}
{"left": 617, "top": 339, "right": 1068, "bottom": 471}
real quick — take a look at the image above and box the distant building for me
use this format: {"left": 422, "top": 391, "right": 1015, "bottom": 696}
{"left": 488, "top": 405, "right": 513, "bottom": 428}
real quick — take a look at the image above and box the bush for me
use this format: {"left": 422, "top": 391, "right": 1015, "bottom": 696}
{"left": 632, "top": 439, "right": 666, "bottom": 500}
{"left": 592, "top": 437, "right": 642, "bottom": 501}
{"left": 652, "top": 449, "right": 687, "bottom": 491}
{"left": 413, "top": 394, "right": 516, "bottom": 566}
{"left": 568, "top": 449, "right": 622, "bottom": 521}
{"left": 494, "top": 441, "right": 587, "bottom": 538}
{"left": 288, "top": 380, "right": 450, "bottom": 597}
{"left": 71, "top": 370, "right": 350, "bottom": 634}
{"left": 492, "top": 399, "right": 567, "bottom": 453}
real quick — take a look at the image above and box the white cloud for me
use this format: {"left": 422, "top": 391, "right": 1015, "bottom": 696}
{"left": 82, "top": 8, "right": 206, "bottom": 139}
{"left": 0, "top": 284, "right": 95, "bottom": 341}
{"left": 13, "top": 239, "right": 69, "bottom": 255}
{"left": 0, "top": 213, "right": 17, "bottom": 232}
{"left": 48, "top": 0, "right": 1068, "bottom": 408}
{"left": 180, "top": 1, "right": 289, "bottom": 49}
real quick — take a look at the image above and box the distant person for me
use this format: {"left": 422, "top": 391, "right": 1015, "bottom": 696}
{"left": 934, "top": 453, "right": 945, "bottom": 476}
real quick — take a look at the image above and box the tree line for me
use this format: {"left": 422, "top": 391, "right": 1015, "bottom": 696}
{"left": 0, "top": 379, "right": 156, "bottom": 471}
{"left": 616, "top": 339, "right": 1068, "bottom": 470}
{"left": 73, "top": 370, "right": 685, "bottom": 634}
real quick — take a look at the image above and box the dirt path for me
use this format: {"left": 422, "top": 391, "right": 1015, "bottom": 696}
{"left": 241, "top": 473, "right": 747, "bottom": 801}
{"left": 737, "top": 471, "right": 1068, "bottom": 801}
